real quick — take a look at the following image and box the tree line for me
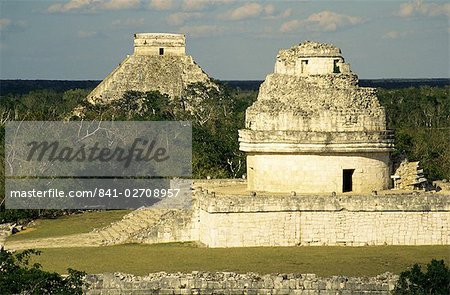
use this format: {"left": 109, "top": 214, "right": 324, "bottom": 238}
{"left": 0, "top": 84, "right": 448, "bottom": 223}
{"left": 378, "top": 87, "right": 450, "bottom": 180}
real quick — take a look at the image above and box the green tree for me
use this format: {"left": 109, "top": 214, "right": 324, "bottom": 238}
{"left": 0, "top": 248, "right": 87, "bottom": 295}
{"left": 393, "top": 259, "right": 450, "bottom": 295}
{"left": 378, "top": 86, "right": 450, "bottom": 180}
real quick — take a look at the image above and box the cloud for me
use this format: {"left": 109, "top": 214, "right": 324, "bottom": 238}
{"left": 306, "top": 11, "right": 364, "bottom": 31}
{"left": 149, "top": 0, "right": 173, "bottom": 10}
{"left": 48, "top": 0, "right": 92, "bottom": 13}
{"left": 0, "top": 18, "right": 12, "bottom": 31}
{"left": 264, "top": 8, "right": 292, "bottom": 20}
{"left": 399, "top": 2, "right": 415, "bottom": 17}
{"left": 112, "top": 18, "right": 145, "bottom": 27}
{"left": 280, "top": 11, "right": 364, "bottom": 33}
{"left": 227, "top": 3, "right": 263, "bottom": 20}
{"left": 382, "top": 30, "right": 412, "bottom": 39}
{"left": 280, "top": 8, "right": 292, "bottom": 18}
{"left": 48, "top": 0, "right": 233, "bottom": 13}
{"left": 383, "top": 31, "right": 401, "bottom": 39}
{"left": 221, "top": 2, "right": 276, "bottom": 21}
{"left": 0, "top": 18, "right": 27, "bottom": 33}
{"left": 398, "top": 0, "right": 450, "bottom": 17}
{"left": 77, "top": 30, "right": 97, "bottom": 38}
{"left": 182, "top": 0, "right": 208, "bottom": 11}
{"left": 280, "top": 19, "right": 300, "bottom": 32}
{"left": 264, "top": 4, "right": 275, "bottom": 15}
{"left": 179, "top": 24, "right": 225, "bottom": 38}
{"left": 48, "top": 0, "right": 141, "bottom": 13}
{"left": 167, "top": 12, "right": 204, "bottom": 26}
{"left": 101, "top": 0, "right": 140, "bottom": 10}
{"left": 181, "top": 0, "right": 234, "bottom": 12}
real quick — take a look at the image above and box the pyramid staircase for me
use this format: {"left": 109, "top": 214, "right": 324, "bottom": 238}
{"left": 94, "top": 209, "right": 168, "bottom": 246}
{"left": 4, "top": 209, "right": 169, "bottom": 250}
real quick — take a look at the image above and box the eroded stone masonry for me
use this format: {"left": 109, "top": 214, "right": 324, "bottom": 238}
{"left": 87, "top": 33, "right": 214, "bottom": 104}
{"left": 239, "top": 41, "right": 394, "bottom": 194}
{"left": 120, "top": 181, "right": 449, "bottom": 248}
{"left": 85, "top": 272, "right": 399, "bottom": 295}
{"left": 193, "top": 185, "right": 449, "bottom": 247}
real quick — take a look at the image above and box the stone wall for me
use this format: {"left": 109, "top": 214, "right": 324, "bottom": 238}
{"left": 134, "top": 33, "right": 185, "bottom": 56}
{"left": 274, "top": 41, "right": 346, "bottom": 76}
{"left": 85, "top": 272, "right": 399, "bottom": 295}
{"left": 239, "top": 130, "right": 394, "bottom": 153}
{"left": 119, "top": 188, "right": 450, "bottom": 248}
{"left": 196, "top": 191, "right": 450, "bottom": 247}
{"left": 245, "top": 152, "right": 391, "bottom": 193}
{"left": 246, "top": 74, "right": 386, "bottom": 132}
{"left": 275, "top": 57, "right": 349, "bottom": 76}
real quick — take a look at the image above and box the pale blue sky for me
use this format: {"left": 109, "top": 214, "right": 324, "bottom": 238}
{"left": 0, "top": 0, "right": 449, "bottom": 80}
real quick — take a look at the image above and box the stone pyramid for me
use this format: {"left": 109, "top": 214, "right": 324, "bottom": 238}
{"left": 87, "top": 33, "right": 215, "bottom": 104}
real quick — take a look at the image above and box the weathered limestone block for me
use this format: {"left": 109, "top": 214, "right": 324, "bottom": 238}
{"left": 245, "top": 153, "right": 391, "bottom": 193}
{"left": 392, "top": 160, "right": 427, "bottom": 190}
{"left": 434, "top": 180, "right": 450, "bottom": 191}
{"left": 85, "top": 272, "right": 399, "bottom": 295}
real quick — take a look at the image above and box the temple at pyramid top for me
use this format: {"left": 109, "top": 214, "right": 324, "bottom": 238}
{"left": 133, "top": 33, "right": 186, "bottom": 56}
{"left": 274, "top": 41, "right": 351, "bottom": 76}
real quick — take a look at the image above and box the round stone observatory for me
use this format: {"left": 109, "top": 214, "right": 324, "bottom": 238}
{"left": 239, "top": 41, "right": 394, "bottom": 194}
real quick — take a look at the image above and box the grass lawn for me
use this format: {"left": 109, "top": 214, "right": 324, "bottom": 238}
{"left": 7, "top": 210, "right": 130, "bottom": 241}
{"left": 8, "top": 210, "right": 450, "bottom": 276}
{"left": 33, "top": 243, "right": 450, "bottom": 277}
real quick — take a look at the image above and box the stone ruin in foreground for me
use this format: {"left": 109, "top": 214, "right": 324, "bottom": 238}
{"left": 239, "top": 41, "right": 394, "bottom": 194}
{"left": 87, "top": 33, "right": 215, "bottom": 104}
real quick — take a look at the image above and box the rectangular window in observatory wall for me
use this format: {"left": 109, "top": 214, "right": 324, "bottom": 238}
{"left": 343, "top": 169, "right": 354, "bottom": 192}
{"left": 301, "top": 60, "right": 308, "bottom": 73}
{"left": 159, "top": 48, "right": 164, "bottom": 55}
{"left": 333, "top": 60, "right": 341, "bottom": 73}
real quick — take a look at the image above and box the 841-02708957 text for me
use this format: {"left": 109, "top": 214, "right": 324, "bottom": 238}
{"left": 9, "top": 188, "right": 181, "bottom": 199}
{"left": 95, "top": 188, "right": 180, "bottom": 198}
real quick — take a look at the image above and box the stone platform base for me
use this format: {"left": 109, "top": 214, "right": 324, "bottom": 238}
{"left": 193, "top": 181, "right": 450, "bottom": 247}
